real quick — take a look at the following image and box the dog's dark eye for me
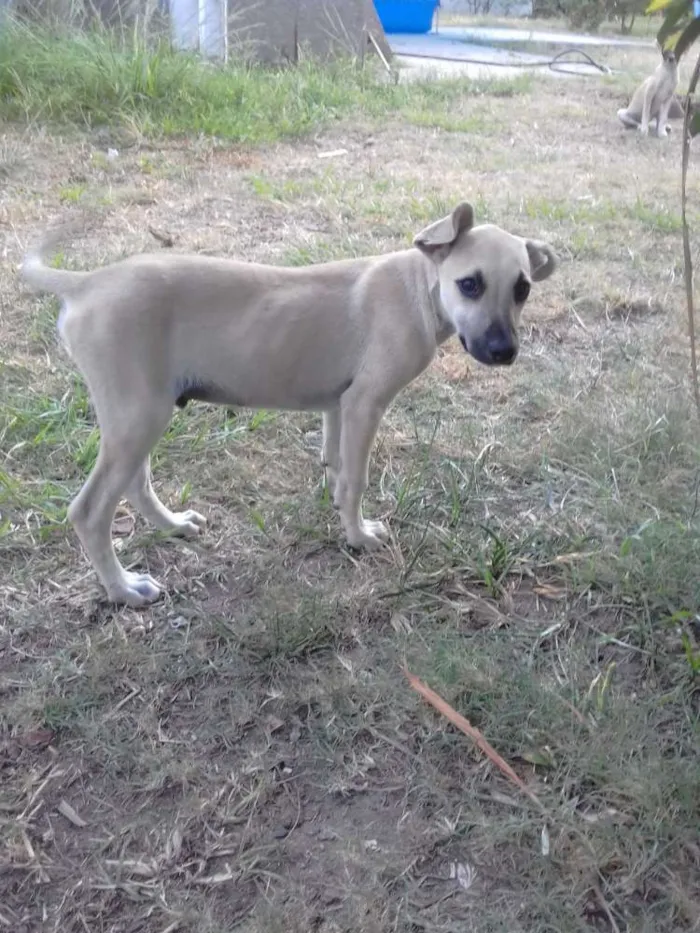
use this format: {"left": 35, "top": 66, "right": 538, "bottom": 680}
{"left": 513, "top": 275, "right": 531, "bottom": 304}
{"left": 457, "top": 273, "right": 484, "bottom": 300}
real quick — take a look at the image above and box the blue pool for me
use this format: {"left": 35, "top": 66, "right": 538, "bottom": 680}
{"left": 374, "top": 0, "right": 439, "bottom": 35}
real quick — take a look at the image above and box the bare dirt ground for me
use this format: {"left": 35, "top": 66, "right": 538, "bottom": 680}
{"left": 1, "top": 43, "right": 699, "bottom": 933}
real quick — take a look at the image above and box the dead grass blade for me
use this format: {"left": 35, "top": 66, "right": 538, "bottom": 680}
{"left": 56, "top": 799, "right": 88, "bottom": 827}
{"left": 404, "top": 667, "right": 544, "bottom": 810}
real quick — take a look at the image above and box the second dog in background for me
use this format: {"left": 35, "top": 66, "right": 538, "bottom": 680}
{"left": 617, "top": 47, "right": 680, "bottom": 138}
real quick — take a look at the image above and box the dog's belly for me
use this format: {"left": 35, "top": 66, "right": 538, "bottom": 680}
{"left": 173, "top": 310, "right": 360, "bottom": 412}
{"left": 174, "top": 374, "right": 353, "bottom": 412}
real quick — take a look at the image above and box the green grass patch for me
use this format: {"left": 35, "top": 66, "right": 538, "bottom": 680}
{"left": 0, "top": 18, "right": 530, "bottom": 142}
{"left": 2, "top": 50, "right": 698, "bottom": 930}
{"left": 519, "top": 195, "right": 686, "bottom": 234}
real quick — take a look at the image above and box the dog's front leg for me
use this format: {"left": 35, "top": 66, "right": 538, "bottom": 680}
{"left": 321, "top": 408, "right": 342, "bottom": 500}
{"left": 640, "top": 85, "right": 652, "bottom": 136}
{"left": 335, "top": 395, "right": 389, "bottom": 551}
{"left": 656, "top": 97, "right": 672, "bottom": 137}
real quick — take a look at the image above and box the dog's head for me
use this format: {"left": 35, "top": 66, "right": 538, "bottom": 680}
{"left": 413, "top": 201, "right": 557, "bottom": 366}
{"left": 658, "top": 42, "right": 676, "bottom": 65}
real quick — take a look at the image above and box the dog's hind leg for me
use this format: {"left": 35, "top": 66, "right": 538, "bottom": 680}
{"left": 334, "top": 390, "right": 390, "bottom": 551}
{"left": 126, "top": 456, "right": 206, "bottom": 536}
{"left": 617, "top": 108, "right": 640, "bottom": 129}
{"left": 321, "top": 407, "right": 342, "bottom": 500}
{"left": 68, "top": 400, "right": 173, "bottom": 607}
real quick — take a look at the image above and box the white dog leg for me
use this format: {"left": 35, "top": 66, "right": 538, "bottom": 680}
{"left": 68, "top": 402, "right": 173, "bottom": 607}
{"left": 640, "top": 87, "right": 652, "bottom": 136}
{"left": 617, "top": 108, "right": 639, "bottom": 129}
{"left": 126, "top": 457, "right": 206, "bottom": 536}
{"left": 335, "top": 395, "right": 389, "bottom": 550}
{"left": 656, "top": 98, "right": 672, "bottom": 137}
{"left": 69, "top": 449, "right": 162, "bottom": 607}
{"left": 321, "top": 407, "right": 342, "bottom": 500}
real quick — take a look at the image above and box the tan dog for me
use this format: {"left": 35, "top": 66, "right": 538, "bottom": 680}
{"left": 618, "top": 48, "right": 679, "bottom": 138}
{"left": 21, "top": 203, "right": 557, "bottom": 607}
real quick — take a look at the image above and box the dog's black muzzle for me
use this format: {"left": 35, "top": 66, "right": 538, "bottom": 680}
{"left": 461, "top": 322, "right": 517, "bottom": 366}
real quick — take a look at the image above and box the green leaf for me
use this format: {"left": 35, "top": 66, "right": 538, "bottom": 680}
{"left": 522, "top": 747, "right": 555, "bottom": 768}
{"left": 674, "top": 17, "right": 700, "bottom": 59}
{"left": 657, "top": 0, "right": 693, "bottom": 49}
{"left": 690, "top": 111, "right": 700, "bottom": 136}
{"left": 646, "top": 0, "right": 679, "bottom": 10}
{"left": 681, "top": 631, "right": 700, "bottom": 674}
{"left": 664, "top": 29, "right": 684, "bottom": 50}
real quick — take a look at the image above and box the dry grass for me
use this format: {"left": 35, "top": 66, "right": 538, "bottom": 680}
{"left": 1, "top": 35, "right": 700, "bottom": 933}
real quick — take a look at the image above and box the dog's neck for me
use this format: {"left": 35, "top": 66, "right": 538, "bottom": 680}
{"left": 431, "top": 283, "right": 455, "bottom": 345}
{"left": 660, "top": 58, "right": 677, "bottom": 82}
{"left": 415, "top": 251, "right": 455, "bottom": 346}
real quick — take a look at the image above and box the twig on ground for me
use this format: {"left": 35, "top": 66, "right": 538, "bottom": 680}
{"left": 403, "top": 667, "right": 544, "bottom": 810}
{"left": 593, "top": 882, "right": 621, "bottom": 933}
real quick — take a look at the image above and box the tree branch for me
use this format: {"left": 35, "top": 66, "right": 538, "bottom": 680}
{"left": 681, "top": 49, "right": 700, "bottom": 413}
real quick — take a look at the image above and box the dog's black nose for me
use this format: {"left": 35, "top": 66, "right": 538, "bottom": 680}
{"left": 485, "top": 324, "right": 516, "bottom": 365}
{"left": 490, "top": 343, "right": 516, "bottom": 364}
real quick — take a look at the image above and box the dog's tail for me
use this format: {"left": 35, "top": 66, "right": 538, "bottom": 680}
{"left": 21, "top": 221, "right": 88, "bottom": 297}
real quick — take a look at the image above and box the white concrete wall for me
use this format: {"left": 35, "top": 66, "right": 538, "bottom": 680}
{"left": 170, "top": 0, "right": 199, "bottom": 50}
{"left": 198, "top": 0, "right": 226, "bottom": 58}
{"left": 168, "top": 0, "right": 389, "bottom": 64}
{"left": 170, "top": 0, "right": 227, "bottom": 58}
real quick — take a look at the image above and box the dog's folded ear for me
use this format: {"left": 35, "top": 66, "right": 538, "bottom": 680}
{"left": 525, "top": 239, "right": 557, "bottom": 282}
{"left": 413, "top": 202, "right": 475, "bottom": 259}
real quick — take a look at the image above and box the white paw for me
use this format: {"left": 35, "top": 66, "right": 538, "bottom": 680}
{"left": 638, "top": 126, "right": 649, "bottom": 136}
{"left": 108, "top": 571, "right": 163, "bottom": 607}
{"left": 363, "top": 519, "right": 389, "bottom": 541}
{"left": 345, "top": 520, "right": 389, "bottom": 551}
{"left": 168, "top": 510, "right": 207, "bottom": 538}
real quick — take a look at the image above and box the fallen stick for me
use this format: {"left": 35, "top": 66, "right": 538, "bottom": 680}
{"left": 368, "top": 30, "right": 392, "bottom": 75}
{"left": 404, "top": 667, "right": 544, "bottom": 810}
